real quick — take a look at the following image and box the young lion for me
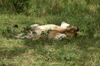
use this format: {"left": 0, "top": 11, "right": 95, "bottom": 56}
{"left": 12, "top": 22, "right": 79, "bottom": 40}
{"left": 30, "top": 22, "right": 79, "bottom": 38}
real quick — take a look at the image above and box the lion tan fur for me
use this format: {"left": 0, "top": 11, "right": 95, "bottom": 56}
{"left": 14, "top": 22, "right": 79, "bottom": 40}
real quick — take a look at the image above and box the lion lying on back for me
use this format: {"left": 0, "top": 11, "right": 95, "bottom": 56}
{"left": 13, "top": 22, "right": 79, "bottom": 40}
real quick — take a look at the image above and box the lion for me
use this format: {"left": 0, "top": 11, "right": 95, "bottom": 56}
{"left": 30, "top": 22, "right": 79, "bottom": 38}
{"left": 12, "top": 22, "right": 79, "bottom": 40}
{"left": 14, "top": 29, "right": 68, "bottom": 40}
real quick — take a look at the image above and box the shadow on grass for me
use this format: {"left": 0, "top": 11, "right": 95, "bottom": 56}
{"left": 0, "top": 46, "right": 28, "bottom": 59}
{"left": 68, "top": 35, "right": 100, "bottom": 53}
{"left": 23, "top": 38, "right": 71, "bottom": 48}
{"left": 1, "top": 26, "right": 100, "bottom": 63}
{"left": 22, "top": 35, "right": 100, "bottom": 63}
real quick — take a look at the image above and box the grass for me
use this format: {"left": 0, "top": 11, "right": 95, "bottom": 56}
{"left": 0, "top": 14, "right": 100, "bottom": 66}
{"left": 0, "top": 0, "right": 100, "bottom": 66}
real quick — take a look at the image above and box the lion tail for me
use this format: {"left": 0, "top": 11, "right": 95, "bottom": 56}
{"left": 12, "top": 25, "right": 18, "bottom": 33}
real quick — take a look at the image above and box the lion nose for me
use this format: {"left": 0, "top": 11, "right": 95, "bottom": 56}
{"left": 76, "top": 27, "right": 79, "bottom": 31}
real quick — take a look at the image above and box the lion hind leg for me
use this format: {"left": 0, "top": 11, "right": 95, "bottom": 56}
{"left": 53, "top": 26, "right": 77, "bottom": 33}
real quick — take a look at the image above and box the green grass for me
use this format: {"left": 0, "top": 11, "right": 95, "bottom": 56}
{"left": 0, "top": 14, "right": 100, "bottom": 66}
{"left": 0, "top": 0, "right": 100, "bottom": 66}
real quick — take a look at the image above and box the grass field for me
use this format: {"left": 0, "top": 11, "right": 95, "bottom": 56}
{"left": 0, "top": 0, "right": 100, "bottom": 66}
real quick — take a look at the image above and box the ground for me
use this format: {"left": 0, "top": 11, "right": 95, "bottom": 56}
{"left": 0, "top": 14, "right": 100, "bottom": 66}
